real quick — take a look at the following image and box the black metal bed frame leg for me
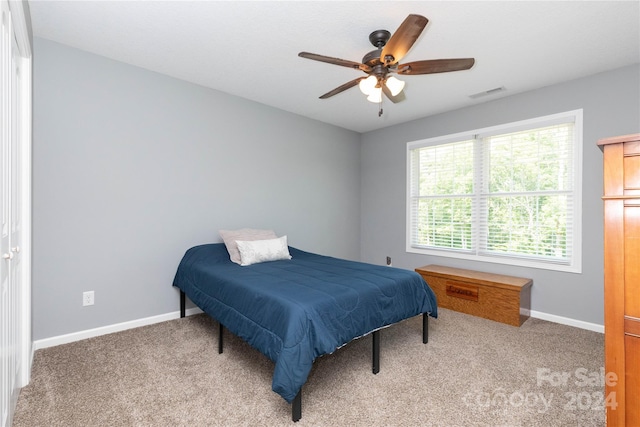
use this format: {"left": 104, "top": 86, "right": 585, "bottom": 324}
{"left": 372, "top": 329, "right": 380, "bottom": 374}
{"left": 423, "top": 313, "right": 429, "bottom": 344}
{"left": 180, "top": 291, "right": 185, "bottom": 318}
{"left": 218, "top": 323, "right": 224, "bottom": 354}
{"left": 292, "top": 389, "right": 302, "bottom": 422}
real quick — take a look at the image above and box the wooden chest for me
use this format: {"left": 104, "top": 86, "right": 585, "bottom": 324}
{"left": 415, "top": 265, "right": 532, "bottom": 327}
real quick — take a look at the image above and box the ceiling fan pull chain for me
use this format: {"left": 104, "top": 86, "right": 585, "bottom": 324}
{"left": 378, "top": 99, "right": 384, "bottom": 117}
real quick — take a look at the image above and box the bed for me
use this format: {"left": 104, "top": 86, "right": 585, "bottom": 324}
{"left": 172, "top": 241, "right": 437, "bottom": 421}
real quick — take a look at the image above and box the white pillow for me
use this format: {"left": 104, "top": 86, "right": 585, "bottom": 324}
{"left": 236, "top": 235, "right": 292, "bottom": 266}
{"left": 219, "top": 228, "right": 277, "bottom": 265}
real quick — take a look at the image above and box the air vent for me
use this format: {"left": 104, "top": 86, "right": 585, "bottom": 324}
{"left": 469, "top": 86, "right": 506, "bottom": 99}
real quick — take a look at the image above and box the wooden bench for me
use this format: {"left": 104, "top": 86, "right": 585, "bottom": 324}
{"left": 415, "top": 265, "right": 532, "bottom": 327}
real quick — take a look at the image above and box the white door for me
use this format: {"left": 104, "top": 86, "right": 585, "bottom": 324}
{"left": 1, "top": 3, "right": 13, "bottom": 424}
{"left": 8, "top": 30, "right": 22, "bottom": 426}
{"left": 1, "top": 1, "right": 24, "bottom": 425}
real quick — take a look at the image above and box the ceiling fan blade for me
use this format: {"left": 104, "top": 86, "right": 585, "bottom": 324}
{"left": 319, "top": 77, "right": 365, "bottom": 99}
{"left": 299, "top": 52, "right": 371, "bottom": 72}
{"left": 380, "top": 14, "right": 428, "bottom": 65}
{"left": 381, "top": 84, "right": 405, "bottom": 104}
{"left": 396, "top": 58, "right": 475, "bottom": 75}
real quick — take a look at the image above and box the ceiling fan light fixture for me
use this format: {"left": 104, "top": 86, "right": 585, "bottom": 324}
{"left": 366, "top": 86, "right": 383, "bottom": 103}
{"left": 385, "top": 76, "right": 405, "bottom": 96}
{"left": 358, "top": 75, "right": 378, "bottom": 95}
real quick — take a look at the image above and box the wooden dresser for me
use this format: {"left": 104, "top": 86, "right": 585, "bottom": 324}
{"left": 598, "top": 133, "right": 640, "bottom": 426}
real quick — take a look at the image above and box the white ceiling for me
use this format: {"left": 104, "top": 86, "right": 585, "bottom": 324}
{"left": 28, "top": 1, "right": 640, "bottom": 133}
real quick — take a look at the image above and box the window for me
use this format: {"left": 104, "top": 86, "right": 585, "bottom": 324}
{"left": 407, "top": 110, "right": 582, "bottom": 272}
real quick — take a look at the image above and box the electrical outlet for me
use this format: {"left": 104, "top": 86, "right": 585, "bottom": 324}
{"left": 83, "top": 291, "right": 94, "bottom": 306}
{"left": 386, "top": 256, "right": 392, "bottom": 266}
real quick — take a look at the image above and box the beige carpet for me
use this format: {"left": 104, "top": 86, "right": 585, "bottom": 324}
{"left": 13, "top": 309, "right": 605, "bottom": 426}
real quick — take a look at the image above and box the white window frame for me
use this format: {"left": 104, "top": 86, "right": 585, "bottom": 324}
{"left": 406, "top": 110, "right": 583, "bottom": 273}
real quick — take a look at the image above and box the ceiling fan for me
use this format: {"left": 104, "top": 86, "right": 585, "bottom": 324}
{"left": 298, "top": 14, "right": 475, "bottom": 116}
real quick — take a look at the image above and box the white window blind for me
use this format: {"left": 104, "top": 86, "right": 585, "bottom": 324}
{"left": 407, "top": 110, "right": 582, "bottom": 272}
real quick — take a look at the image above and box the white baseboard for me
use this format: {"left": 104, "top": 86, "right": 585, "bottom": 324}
{"left": 32, "top": 307, "right": 602, "bottom": 352}
{"left": 530, "top": 310, "right": 603, "bottom": 333}
{"left": 33, "top": 307, "right": 204, "bottom": 351}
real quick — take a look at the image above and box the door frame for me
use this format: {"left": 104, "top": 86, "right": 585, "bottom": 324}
{"left": 9, "top": 0, "right": 32, "bottom": 388}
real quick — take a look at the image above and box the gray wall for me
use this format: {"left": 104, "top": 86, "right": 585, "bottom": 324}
{"left": 34, "top": 35, "right": 639, "bottom": 339}
{"left": 33, "top": 38, "right": 361, "bottom": 340}
{"left": 360, "top": 64, "right": 640, "bottom": 326}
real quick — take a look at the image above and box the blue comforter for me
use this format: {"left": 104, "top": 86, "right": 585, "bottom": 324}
{"left": 172, "top": 243, "right": 437, "bottom": 403}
